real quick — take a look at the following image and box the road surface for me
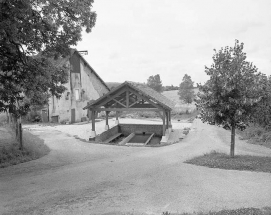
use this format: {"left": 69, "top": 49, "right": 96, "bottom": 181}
{"left": 0, "top": 119, "right": 271, "bottom": 215}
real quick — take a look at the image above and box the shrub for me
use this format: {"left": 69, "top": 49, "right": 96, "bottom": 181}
{"left": 0, "top": 127, "right": 50, "bottom": 168}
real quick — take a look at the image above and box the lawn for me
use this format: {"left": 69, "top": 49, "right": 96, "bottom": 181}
{"left": 184, "top": 151, "right": 271, "bottom": 173}
{"left": 0, "top": 126, "right": 50, "bottom": 168}
{"left": 162, "top": 207, "right": 271, "bottom": 215}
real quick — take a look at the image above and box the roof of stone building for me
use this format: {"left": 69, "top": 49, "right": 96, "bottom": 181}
{"left": 52, "top": 49, "right": 110, "bottom": 91}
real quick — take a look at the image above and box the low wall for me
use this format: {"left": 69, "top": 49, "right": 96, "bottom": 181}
{"left": 95, "top": 125, "right": 119, "bottom": 142}
{"left": 119, "top": 124, "right": 163, "bottom": 136}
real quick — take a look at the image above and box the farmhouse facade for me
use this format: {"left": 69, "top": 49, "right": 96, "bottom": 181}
{"left": 46, "top": 49, "right": 109, "bottom": 123}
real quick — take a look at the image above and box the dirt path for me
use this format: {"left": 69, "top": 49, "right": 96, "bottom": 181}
{"left": 0, "top": 119, "right": 271, "bottom": 215}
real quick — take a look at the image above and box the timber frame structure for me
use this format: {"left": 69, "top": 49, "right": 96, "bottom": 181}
{"left": 83, "top": 81, "right": 175, "bottom": 139}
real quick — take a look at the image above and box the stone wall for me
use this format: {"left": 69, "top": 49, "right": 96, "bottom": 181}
{"left": 48, "top": 53, "right": 109, "bottom": 124}
{"left": 119, "top": 124, "right": 163, "bottom": 136}
{"left": 95, "top": 125, "right": 119, "bottom": 142}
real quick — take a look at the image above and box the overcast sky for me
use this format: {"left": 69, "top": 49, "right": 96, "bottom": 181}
{"left": 75, "top": 0, "right": 271, "bottom": 86}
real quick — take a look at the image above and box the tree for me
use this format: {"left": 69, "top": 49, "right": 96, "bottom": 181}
{"left": 251, "top": 75, "right": 271, "bottom": 128}
{"left": 147, "top": 74, "right": 163, "bottom": 92}
{"left": 196, "top": 40, "right": 264, "bottom": 157}
{"left": 0, "top": 0, "right": 96, "bottom": 148}
{"left": 178, "top": 74, "right": 195, "bottom": 104}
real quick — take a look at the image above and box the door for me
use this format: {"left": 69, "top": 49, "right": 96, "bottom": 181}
{"left": 71, "top": 108, "right": 76, "bottom": 123}
{"left": 41, "top": 110, "right": 49, "bottom": 123}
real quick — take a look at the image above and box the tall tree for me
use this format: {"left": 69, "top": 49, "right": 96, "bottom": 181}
{"left": 0, "top": 0, "right": 96, "bottom": 148}
{"left": 196, "top": 40, "right": 264, "bottom": 157}
{"left": 147, "top": 74, "right": 163, "bottom": 92}
{"left": 178, "top": 74, "right": 195, "bottom": 104}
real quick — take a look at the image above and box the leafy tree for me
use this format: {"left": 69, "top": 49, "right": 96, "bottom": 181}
{"left": 251, "top": 75, "right": 271, "bottom": 128}
{"left": 147, "top": 74, "right": 163, "bottom": 92}
{"left": 0, "top": 0, "right": 96, "bottom": 148}
{"left": 196, "top": 40, "right": 264, "bottom": 157}
{"left": 178, "top": 74, "right": 195, "bottom": 104}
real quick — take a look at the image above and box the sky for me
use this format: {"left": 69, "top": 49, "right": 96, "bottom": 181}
{"left": 75, "top": 0, "right": 271, "bottom": 86}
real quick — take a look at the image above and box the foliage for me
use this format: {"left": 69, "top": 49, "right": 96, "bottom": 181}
{"left": 251, "top": 75, "right": 271, "bottom": 128}
{"left": 196, "top": 40, "right": 264, "bottom": 157}
{"left": 147, "top": 74, "right": 163, "bottom": 92}
{"left": 0, "top": 0, "right": 96, "bottom": 117}
{"left": 178, "top": 74, "right": 195, "bottom": 104}
{"left": 238, "top": 124, "right": 271, "bottom": 149}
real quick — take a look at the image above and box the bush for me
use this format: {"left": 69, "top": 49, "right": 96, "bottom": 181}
{"left": 238, "top": 124, "right": 271, "bottom": 149}
{"left": 0, "top": 127, "right": 50, "bottom": 168}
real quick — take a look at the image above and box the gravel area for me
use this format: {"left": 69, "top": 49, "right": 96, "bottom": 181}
{"left": 0, "top": 119, "right": 271, "bottom": 215}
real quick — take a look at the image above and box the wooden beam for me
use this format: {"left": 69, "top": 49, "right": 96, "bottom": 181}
{"left": 113, "top": 98, "right": 126, "bottom": 107}
{"left": 91, "top": 110, "right": 95, "bottom": 132}
{"left": 126, "top": 90, "right": 129, "bottom": 107}
{"left": 128, "top": 88, "right": 163, "bottom": 110}
{"left": 166, "top": 111, "right": 169, "bottom": 129}
{"left": 96, "top": 88, "right": 127, "bottom": 107}
{"left": 162, "top": 111, "right": 166, "bottom": 136}
{"left": 90, "top": 108, "right": 161, "bottom": 112}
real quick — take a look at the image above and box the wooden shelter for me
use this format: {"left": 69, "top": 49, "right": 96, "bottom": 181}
{"left": 83, "top": 81, "right": 175, "bottom": 139}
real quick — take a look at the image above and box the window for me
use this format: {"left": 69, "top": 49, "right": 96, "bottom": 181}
{"left": 75, "top": 89, "right": 80, "bottom": 100}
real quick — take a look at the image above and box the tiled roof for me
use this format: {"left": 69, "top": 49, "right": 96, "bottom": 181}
{"left": 126, "top": 81, "right": 175, "bottom": 109}
{"left": 84, "top": 81, "right": 175, "bottom": 110}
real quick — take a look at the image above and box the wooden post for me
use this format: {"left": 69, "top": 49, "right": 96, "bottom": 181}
{"left": 105, "top": 111, "right": 109, "bottom": 130}
{"left": 115, "top": 111, "right": 119, "bottom": 124}
{"left": 166, "top": 111, "right": 169, "bottom": 129}
{"left": 162, "top": 111, "right": 166, "bottom": 136}
{"left": 91, "top": 110, "right": 96, "bottom": 137}
{"left": 169, "top": 111, "right": 172, "bottom": 126}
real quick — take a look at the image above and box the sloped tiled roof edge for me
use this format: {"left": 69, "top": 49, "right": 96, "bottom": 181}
{"left": 55, "top": 49, "right": 110, "bottom": 91}
{"left": 83, "top": 81, "right": 175, "bottom": 110}
{"left": 126, "top": 81, "right": 175, "bottom": 109}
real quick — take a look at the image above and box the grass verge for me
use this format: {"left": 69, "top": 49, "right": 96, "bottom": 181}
{"left": 237, "top": 124, "right": 271, "bottom": 149}
{"left": 184, "top": 151, "right": 271, "bottom": 173}
{"left": 162, "top": 207, "right": 271, "bottom": 215}
{"left": 0, "top": 127, "right": 50, "bottom": 168}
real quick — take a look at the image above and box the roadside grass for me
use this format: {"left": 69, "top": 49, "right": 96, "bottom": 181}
{"left": 0, "top": 127, "right": 50, "bottom": 168}
{"left": 162, "top": 207, "right": 271, "bottom": 215}
{"left": 238, "top": 124, "right": 271, "bottom": 149}
{"left": 184, "top": 151, "right": 271, "bottom": 173}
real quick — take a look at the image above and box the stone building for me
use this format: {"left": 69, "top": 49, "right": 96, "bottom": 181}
{"left": 45, "top": 49, "right": 109, "bottom": 123}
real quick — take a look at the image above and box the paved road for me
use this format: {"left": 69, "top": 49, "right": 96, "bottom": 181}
{"left": 1, "top": 119, "right": 271, "bottom": 215}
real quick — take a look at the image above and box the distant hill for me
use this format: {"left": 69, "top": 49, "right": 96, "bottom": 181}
{"left": 162, "top": 88, "right": 199, "bottom": 107}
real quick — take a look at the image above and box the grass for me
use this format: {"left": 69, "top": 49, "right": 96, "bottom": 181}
{"left": 184, "top": 151, "right": 271, "bottom": 173}
{"left": 238, "top": 124, "right": 271, "bottom": 149}
{"left": 161, "top": 207, "right": 271, "bottom": 215}
{"left": 0, "top": 126, "right": 50, "bottom": 168}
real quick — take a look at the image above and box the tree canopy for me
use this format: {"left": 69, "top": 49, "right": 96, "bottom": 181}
{"left": 0, "top": 0, "right": 96, "bottom": 117}
{"left": 178, "top": 74, "right": 195, "bottom": 104}
{"left": 147, "top": 74, "right": 163, "bottom": 93}
{"left": 196, "top": 40, "right": 264, "bottom": 157}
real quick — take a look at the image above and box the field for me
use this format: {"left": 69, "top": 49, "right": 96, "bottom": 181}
{"left": 162, "top": 89, "right": 198, "bottom": 117}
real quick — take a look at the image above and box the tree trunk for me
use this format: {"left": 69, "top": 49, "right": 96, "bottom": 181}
{"left": 230, "top": 124, "right": 235, "bottom": 158}
{"left": 19, "top": 122, "right": 23, "bottom": 150}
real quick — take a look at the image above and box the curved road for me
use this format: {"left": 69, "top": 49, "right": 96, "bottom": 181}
{"left": 0, "top": 119, "right": 271, "bottom": 215}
